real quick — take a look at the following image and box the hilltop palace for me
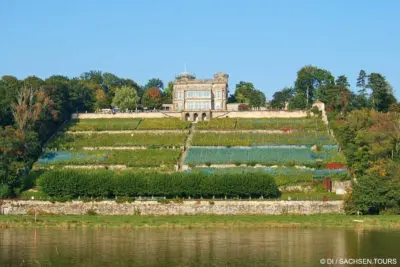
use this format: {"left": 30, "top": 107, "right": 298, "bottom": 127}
{"left": 170, "top": 72, "right": 229, "bottom": 121}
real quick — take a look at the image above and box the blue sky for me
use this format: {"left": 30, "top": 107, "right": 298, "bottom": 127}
{"left": 1, "top": 0, "right": 399, "bottom": 99}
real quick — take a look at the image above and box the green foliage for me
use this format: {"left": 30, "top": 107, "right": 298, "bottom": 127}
{"left": 367, "top": 73, "right": 396, "bottom": 112}
{"left": 270, "top": 88, "right": 293, "bottom": 109}
{"left": 291, "top": 65, "right": 335, "bottom": 109}
{"left": 141, "top": 88, "right": 163, "bottom": 109}
{"left": 112, "top": 86, "right": 139, "bottom": 111}
{"left": 233, "top": 81, "right": 266, "bottom": 108}
{"left": 0, "top": 184, "right": 10, "bottom": 199}
{"left": 39, "top": 170, "right": 280, "bottom": 199}
{"left": 349, "top": 161, "right": 400, "bottom": 214}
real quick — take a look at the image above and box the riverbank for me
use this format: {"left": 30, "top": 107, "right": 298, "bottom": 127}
{"left": 1, "top": 215, "right": 400, "bottom": 230}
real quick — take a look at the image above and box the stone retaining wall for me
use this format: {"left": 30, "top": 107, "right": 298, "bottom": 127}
{"left": 71, "top": 110, "right": 308, "bottom": 120}
{"left": 1, "top": 200, "right": 343, "bottom": 215}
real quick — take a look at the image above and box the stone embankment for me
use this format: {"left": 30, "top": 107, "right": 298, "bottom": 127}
{"left": 1, "top": 200, "right": 344, "bottom": 215}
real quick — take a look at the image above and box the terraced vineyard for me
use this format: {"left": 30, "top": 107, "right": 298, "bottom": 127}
{"left": 36, "top": 118, "right": 189, "bottom": 171}
{"left": 35, "top": 115, "right": 348, "bottom": 192}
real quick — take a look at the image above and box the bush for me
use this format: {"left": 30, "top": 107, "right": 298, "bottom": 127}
{"left": 0, "top": 184, "right": 10, "bottom": 199}
{"left": 39, "top": 170, "right": 280, "bottom": 199}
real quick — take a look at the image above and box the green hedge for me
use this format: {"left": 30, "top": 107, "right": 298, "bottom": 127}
{"left": 39, "top": 170, "right": 280, "bottom": 198}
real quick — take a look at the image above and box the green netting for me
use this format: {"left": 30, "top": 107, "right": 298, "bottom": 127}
{"left": 184, "top": 147, "right": 328, "bottom": 165}
{"left": 191, "top": 132, "right": 336, "bottom": 146}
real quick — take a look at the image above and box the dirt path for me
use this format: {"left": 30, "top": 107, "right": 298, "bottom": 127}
{"left": 67, "top": 130, "right": 189, "bottom": 134}
{"left": 82, "top": 146, "right": 183, "bottom": 150}
{"left": 178, "top": 123, "right": 195, "bottom": 170}
{"left": 195, "top": 129, "right": 291, "bottom": 134}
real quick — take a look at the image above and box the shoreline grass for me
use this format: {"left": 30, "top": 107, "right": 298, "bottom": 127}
{"left": 1, "top": 215, "right": 400, "bottom": 230}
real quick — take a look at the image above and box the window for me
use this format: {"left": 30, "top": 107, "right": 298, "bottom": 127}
{"left": 187, "top": 102, "right": 210, "bottom": 110}
{"left": 187, "top": 91, "right": 211, "bottom": 98}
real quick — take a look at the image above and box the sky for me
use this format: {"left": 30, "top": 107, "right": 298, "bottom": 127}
{"left": 1, "top": 0, "right": 400, "bottom": 99}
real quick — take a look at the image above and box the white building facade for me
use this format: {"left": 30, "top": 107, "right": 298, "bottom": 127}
{"left": 172, "top": 72, "right": 229, "bottom": 112}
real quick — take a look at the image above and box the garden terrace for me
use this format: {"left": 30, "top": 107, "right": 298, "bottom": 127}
{"left": 186, "top": 167, "right": 348, "bottom": 187}
{"left": 47, "top": 132, "right": 188, "bottom": 150}
{"left": 67, "top": 118, "right": 190, "bottom": 131}
{"left": 37, "top": 149, "right": 181, "bottom": 168}
{"left": 196, "top": 117, "right": 327, "bottom": 131}
{"left": 191, "top": 132, "right": 335, "bottom": 146}
{"left": 183, "top": 146, "right": 344, "bottom": 166}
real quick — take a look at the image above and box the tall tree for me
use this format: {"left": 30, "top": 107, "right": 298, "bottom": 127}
{"left": 291, "top": 66, "right": 335, "bottom": 109}
{"left": 0, "top": 76, "right": 21, "bottom": 126}
{"left": 270, "top": 88, "right": 293, "bottom": 109}
{"left": 162, "top": 81, "right": 174, "bottom": 104}
{"left": 141, "top": 88, "right": 163, "bottom": 109}
{"left": 234, "top": 81, "right": 255, "bottom": 103}
{"left": 111, "top": 86, "right": 138, "bottom": 111}
{"left": 368, "top": 73, "right": 396, "bottom": 112}
{"left": 248, "top": 90, "right": 266, "bottom": 109}
{"left": 69, "top": 78, "right": 95, "bottom": 113}
{"left": 144, "top": 78, "right": 164, "bottom": 91}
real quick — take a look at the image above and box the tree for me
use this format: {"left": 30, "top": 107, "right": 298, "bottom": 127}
{"left": 0, "top": 126, "right": 25, "bottom": 195}
{"left": 234, "top": 81, "right": 255, "bottom": 103}
{"left": 270, "top": 88, "right": 293, "bottom": 109}
{"left": 291, "top": 66, "right": 335, "bottom": 109}
{"left": 349, "top": 160, "right": 400, "bottom": 214}
{"left": 162, "top": 81, "right": 173, "bottom": 104}
{"left": 69, "top": 78, "right": 95, "bottom": 112}
{"left": 112, "top": 86, "right": 139, "bottom": 111}
{"left": 12, "top": 87, "right": 56, "bottom": 135}
{"left": 144, "top": 78, "right": 164, "bottom": 91}
{"left": 0, "top": 75, "right": 21, "bottom": 126}
{"left": 141, "top": 88, "right": 163, "bottom": 109}
{"left": 356, "top": 69, "right": 367, "bottom": 92}
{"left": 248, "top": 90, "right": 266, "bottom": 109}
{"left": 80, "top": 70, "right": 103, "bottom": 85}
{"left": 367, "top": 73, "right": 396, "bottom": 112}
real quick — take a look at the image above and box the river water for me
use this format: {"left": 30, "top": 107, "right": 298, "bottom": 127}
{"left": 1, "top": 228, "right": 399, "bottom": 266}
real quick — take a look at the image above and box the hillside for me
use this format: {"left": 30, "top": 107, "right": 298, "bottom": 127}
{"left": 33, "top": 116, "right": 348, "bottom": 195}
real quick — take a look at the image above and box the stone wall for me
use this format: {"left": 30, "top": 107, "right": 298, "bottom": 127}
{"left": 72, "top": 112, "right": 182, "bottom": 119}
{"left": 212, "top": 110, "right": 308, "bottom": 119}
{"left": 72, "top": 110, "right": 309, "bottom": 120}
{"left": 1, "top": 200, "right": 343, "bottom": 215}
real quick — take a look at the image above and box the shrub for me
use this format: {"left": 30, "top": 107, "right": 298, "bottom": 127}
{"left": 39, "top": 170, "right": 280, "bottom": 199}
{"left": 0, "top": 184, "right": 10, "bottom": 199}
{"left": 86, "top": 208, "right": 98, "bottom": 216}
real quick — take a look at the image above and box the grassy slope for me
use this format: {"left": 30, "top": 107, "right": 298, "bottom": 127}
{"left": 1, "top": 215, "right": 400, "bottom": 229}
